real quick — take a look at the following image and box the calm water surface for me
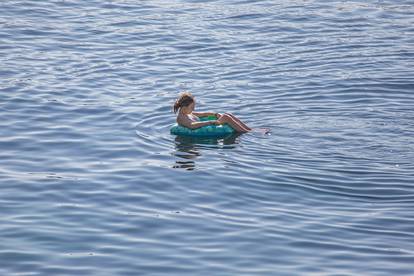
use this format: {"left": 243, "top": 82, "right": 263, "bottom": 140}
{"left": 1, "top": 0, "right": 414, "bottom": 275}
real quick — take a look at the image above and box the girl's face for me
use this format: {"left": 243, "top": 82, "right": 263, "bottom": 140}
{"left": 189, "top": 101, "right": 195, "bottom": 111}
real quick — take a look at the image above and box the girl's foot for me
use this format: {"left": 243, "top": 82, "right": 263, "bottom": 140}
{"left": 252, "top": 128, "right": 271, "bottom": 134}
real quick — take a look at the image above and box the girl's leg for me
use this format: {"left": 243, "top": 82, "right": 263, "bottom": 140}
{"left": 224, "top": 113, "right": 251, "bottom": 131}
{"left": 217, "top": 114, "right": 250, "bottom": 133}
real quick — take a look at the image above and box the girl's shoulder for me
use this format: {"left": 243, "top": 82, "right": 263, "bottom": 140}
{"left": 176, "top": 112, "right": 188, "bottom": 124}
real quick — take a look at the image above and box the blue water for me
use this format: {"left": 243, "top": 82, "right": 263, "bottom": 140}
{"left": 1, "top": 0, "right": 414, "bottom": 275}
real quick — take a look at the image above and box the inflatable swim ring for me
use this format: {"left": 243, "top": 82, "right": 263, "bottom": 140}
{"left": 170, "top": 115, "right": 235, "bottom": 137}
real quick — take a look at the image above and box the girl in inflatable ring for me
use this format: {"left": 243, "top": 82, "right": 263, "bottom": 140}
{"left": 173, "top": 92, "right": 251, "bottom": 133}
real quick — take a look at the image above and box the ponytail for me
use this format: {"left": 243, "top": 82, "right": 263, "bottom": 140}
{"left": 173, "top": 100, "right": 181, "bottom": 113}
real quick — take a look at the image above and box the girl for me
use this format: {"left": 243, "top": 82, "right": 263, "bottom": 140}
{"left": 173, "top": 92, "right": 251, "bottom": 133}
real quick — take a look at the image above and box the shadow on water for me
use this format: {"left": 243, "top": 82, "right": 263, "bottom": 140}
{"left": 172, "top": 134, "right": 241, "bottom": 170}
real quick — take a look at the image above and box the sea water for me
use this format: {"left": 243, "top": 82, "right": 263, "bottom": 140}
{"left": 1, "top": 0, "right": 414, "bottom": 275}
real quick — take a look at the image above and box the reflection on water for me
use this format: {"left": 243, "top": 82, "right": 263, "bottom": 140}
{"left": 172, "top": 134, "right": 241, "bottom": 170}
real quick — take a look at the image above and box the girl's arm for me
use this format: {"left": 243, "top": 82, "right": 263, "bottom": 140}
{"left": 187, "top": 121, "right": 216, "bottom": 129}
{"left": 192, "top": 111, "right": 219, "bottom": 118}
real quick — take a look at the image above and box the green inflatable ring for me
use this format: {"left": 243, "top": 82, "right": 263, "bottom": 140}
{"left": 170, "top": 115, "right": 235, "bottom": 137}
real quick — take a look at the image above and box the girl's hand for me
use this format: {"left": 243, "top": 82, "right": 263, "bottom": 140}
{"left": 215, "top": 113, "right": 221, "bottom": 119}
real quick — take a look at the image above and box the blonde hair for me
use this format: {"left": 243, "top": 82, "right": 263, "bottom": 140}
{"left": 173, "top": 92, "right": 194, "bottom": 113}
